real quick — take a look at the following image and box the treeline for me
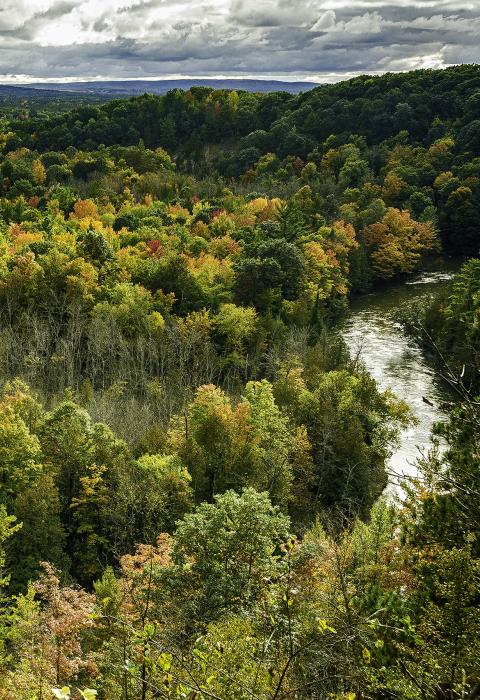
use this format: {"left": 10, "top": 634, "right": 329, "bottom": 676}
{"left": 402, "top": 258, "right": 480, "bottom": 390}
{"left": 6, "top": 66, "right": 480, "bottom": 157}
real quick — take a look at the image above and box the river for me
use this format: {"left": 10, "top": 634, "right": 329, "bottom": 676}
{"left": 341, "top": 265, "right": 456, "bottom": 490}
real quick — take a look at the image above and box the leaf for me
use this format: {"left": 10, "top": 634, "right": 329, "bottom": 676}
{"left": 157, "top": 652, "right": 172, "bottom": 672}
{"left": 124, "top": 659, "right": 137, "bottom": 676}
{"left": 144, "top": 622, "right": 156, "bottom": 637}
{"left": 52, "top": 688, "right": 70, "bottom": 700}
{"left": 318, "top": 618, "right": 336, "bottom": 634}
{"left": 362, "top": 647, "right": 371, "bottom": 664}
{"left": 80, "top": 691, "right": 98, "bottom": 700}
{"left": 192, "top": 648, "right": 208, "bottom": 662}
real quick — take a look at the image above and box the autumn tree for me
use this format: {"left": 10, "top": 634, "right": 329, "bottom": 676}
{"left": 362, "top": 207, "right": 438, "bottom": 279}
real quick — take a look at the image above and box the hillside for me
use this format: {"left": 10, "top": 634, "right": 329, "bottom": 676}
{"left": 0, "top": 85, "right": 75, "bottom": 97}
{"left": 7, "top": 65, "right": 480, "bottom": 156}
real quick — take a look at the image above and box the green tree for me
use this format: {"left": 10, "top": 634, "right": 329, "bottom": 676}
{"left": 298, "top": 370, "right": 409, "bottom": 520}
{"left": 8, "top": 474, "right": 69, "bottom": 593}
{"left": 242, "top": 380, "right": 293, "bottom": 507}
{"left": 0, "top": 507, "right": 21, "bottom": 596}
{"left": 177, "top": 384, "right": 255, "bottom": 502}
{"left": 440, "top": 185, "right": 480, "bottom": 256}
{"left": 214, "top": 303, "right": 258, "bottom": 353}
{"left": 70, "top": 464, "right": 111, "bottom": 586}
{"left": 0, "top": 406, "right": 42, "bottom": 508}
{"left": 130, "top": 454, "right": 193, "bottom": 539}
{"left": 171, "top": 488, "right": 290, "bottom": 625}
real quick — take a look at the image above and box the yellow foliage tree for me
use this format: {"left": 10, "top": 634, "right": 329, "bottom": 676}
{"left": 363, "top": 208, "right": 438, "bottom": 279}
{"left": 32, "top": 159, "right": 47, "bottom": 185}
{"left": 382, "top": 171, "right": 408, "bottom": 206}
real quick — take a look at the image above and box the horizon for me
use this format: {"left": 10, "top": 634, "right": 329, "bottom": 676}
{"left": 2, "top": 63, "right": 470, "bottom": 89}
{"left": 4, "top": 75, "right": 323, "bottom": 86}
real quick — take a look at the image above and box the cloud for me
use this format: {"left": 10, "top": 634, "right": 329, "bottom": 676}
{"left": 0, "top": 0, "right": 478, "bottom": 83}
{"left": 311, "top": 10, "right": 336, "bottom": 32}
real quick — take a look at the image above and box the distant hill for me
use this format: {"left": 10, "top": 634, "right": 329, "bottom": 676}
{"left": 15, "top": 78, "right": 318, "bottom": 96}
{"left": 0, "top": 85, "right": 76, "bottom": 97}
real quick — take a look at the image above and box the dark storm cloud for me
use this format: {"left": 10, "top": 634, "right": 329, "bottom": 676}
{"left": 0, "top": 1, "right": 478, "bottom": 82}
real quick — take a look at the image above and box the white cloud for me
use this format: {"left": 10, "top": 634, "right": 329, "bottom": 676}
{"left": 311, "top": 10, "right": 337, "bottom": 31}
{"left": 344, "top": 11, "right": 383, "bottom": 34}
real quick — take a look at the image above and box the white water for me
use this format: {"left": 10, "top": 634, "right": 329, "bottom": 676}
{"left": 342, "top": 269, "right": 455, "bottom": 489}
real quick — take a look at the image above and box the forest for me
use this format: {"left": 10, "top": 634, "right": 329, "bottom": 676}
{"left": 0, "top": 65, "right": 479, "bottom": 699}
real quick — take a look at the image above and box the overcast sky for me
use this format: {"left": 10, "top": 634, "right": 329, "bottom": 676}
{"left": 0, "top": 0, "right": 479, "bottom": 84}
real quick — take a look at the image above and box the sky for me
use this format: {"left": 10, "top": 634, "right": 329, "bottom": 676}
{"left": 0, "top": 0, "right": 479, "bottom": 84}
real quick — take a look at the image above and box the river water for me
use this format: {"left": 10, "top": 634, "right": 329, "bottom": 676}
{"left": 341, "top": 266, "right": 456, "bottom": 489}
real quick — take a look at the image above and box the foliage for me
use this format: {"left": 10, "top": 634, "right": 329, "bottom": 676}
{"left": 0, "top": 67, "right": 478, "bottom": 700}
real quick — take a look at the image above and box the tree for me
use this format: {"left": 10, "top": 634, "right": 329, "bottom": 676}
{"left": 362, "top": 207, "right": 438, "bottom": 279}
{"left": 291, "top": 500, "right": 407, "bottom": 699}
{"left": 40, "top": 401, "right": 97, "bottom": 521}
{"left": 78, "top": 229, "right": 115, "bottom": 266}
{"left": 32, "top": 159, "right": 47, "bottom": 186}
{"left": 0, "top": 566, "right": 97, "bottom": 696}
{"left": 234, "top": 238, "right": 306, "bottom": 311}
{"left": 170, "top": 488, "right": 290, "bottom": 625}
{"left": 8, "top": 474, "right": 69, "bottom": 593}
{"left": 0, "top": 507, "right": 21, "bottom": 596}
{"left": 242, "top": 380, "right": 293, "bottom": 507}
{"left": 177, "top": 616, "right": 283, "bottom": 700}
{"left": 0, "top": 406, "right": 42, "bottom": 509}
{"left": 70, "top": 464, "right": 111, "bottom": 586}
{"left": 411, "top": 259, "right": 480, "bottom": 388}
{"left": 0, "top": 584, "right": 45, "bottom": 699}
{"left": 176, "top": 384, "right": 255, "bottom": 502}
{"left": 298, "top": 370, "right": 409, "bottom": 520}
{"left": 440, "top": 185, "right": 480, "bottom": 256}
{"left": 128, "top": 454, "right": 193, "bottom": 540}
{"left": 338, "top": 155, "right": 370, "bottom": 190}
{"left": 214, "top": 303, "right": 258, "bottom": 353}
{"left": 397, "top": 544, "right": 480, "bottom": 698}
{"left": 70, "top": 199, "right": 100, "bottom": 221}
{"left": 115, "top": 535, "right": 173, "bottom": 700}
{"left": 40, "top": 400, "right": 129, "bottom": 584}
{"left": 32, "top": 564, "right": 96, "bottom": 688}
